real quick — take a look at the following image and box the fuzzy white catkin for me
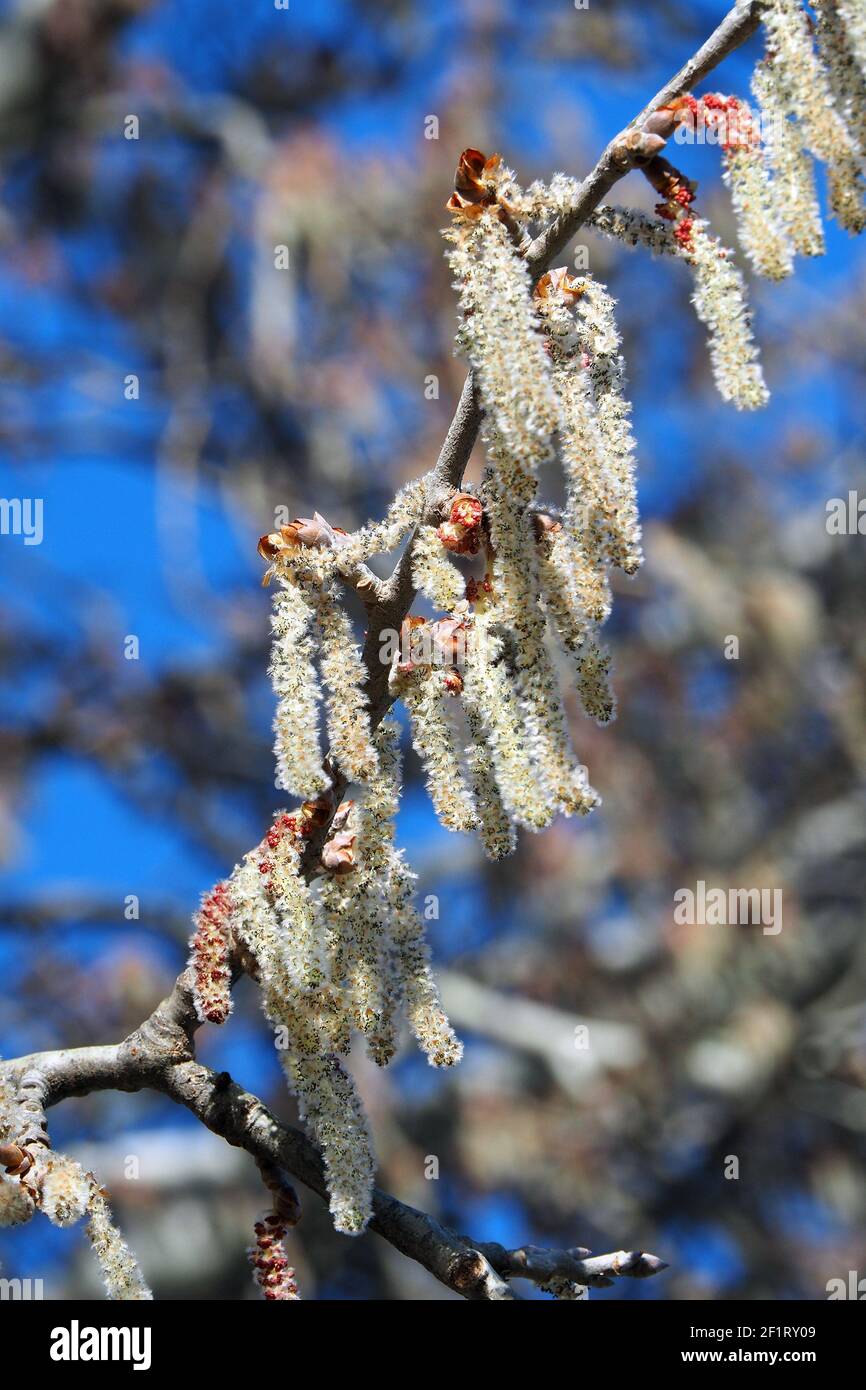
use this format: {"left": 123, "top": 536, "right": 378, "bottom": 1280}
{"left": 446, "top": 209, "right": 559, "bottom": 481}
{"left": 576, "top": 639, "right": 617, "bottom": 725}
{"left": 762, "top": 0, "right": 866, "bottom": 233}
{"left": 721, "top": 120, "right": 795, "bottom": 280}
{"left": 85, "top": 1189, "right": 153, "bottom": 1300}
{"left": 589, "top": 204, "right": 772, "bottom": 406}
{"left": 270, "top": 577, "right": 329, "bottom": 797}
{"left": 512, "top": 171, "right": 583, "bottom": 222}
{"left": 462, "top": 614, "right": 551, "bottom": 830}
{"left": 315, "top": 584, "right": 378, "bottom": 784}
{"left": 751, "top": 62, "right": 826, "bottom": 258}
{"left": 399, "top": 669, "right": 479, "bottom": 832}
{"left": 685, "top": 219, "right": 770, "bottom": 410}
{"left": 575, "top": 278, "right": 643, "bottom": 575}
{"left": 463, "top": 701, "right": 518, "bottom": 860}
{"left": 280, "top": 1046, "right": 375, "bottom": 1235}
{"left": 411, "top": 524, "right": 466, "bottom": 611}
{"left": 484, "top": 471, "right": 598, "bottom": 820}
{"left": 384, "top": 850, "right": 463, "bottom": 1067}
{"left": 836, "top": 0, "right": 866, "bottom": 79}
{"left": 321, "top": 858, "right": 394, "bottom": 1065}
{"left": 328, "top": 721, "right": 404, "bottom": 1060}
{"left": 537, "top": 526, "right": 591, "bottom": 657}
{"left": 0, "top": 1174, "right": 34, "bottom": 1227}
{"left": 337, "top": 476, "right": 428, "bottom": 566}
{"left": 588, "top": 205, "right": 680, "bottom": 256}
{"left": 813, "top": 0, "right": 866, "bottom": 156}
{"left": 41, "top": 1154, "right": 91, "bottom": 1228}
{"left": 0, "top": 1067, "right": 14, "bottom": 1142}
{"left": 535, "top": 288, "right": 614, "bottom": 624}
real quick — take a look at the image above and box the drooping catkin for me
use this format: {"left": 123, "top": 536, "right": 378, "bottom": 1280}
{"left": 574, "top": 277, "right": 643, "bottom": 575}
{"left": 588, "top": 204, "right": 681, "bottom": 256}
{"left": 462, "top": 612, "right": 552, "bottom": 830}
{"left": 445, "top": 207, "right": 559, "bottom": 483}
{"left": 85, "top": 1188, "right": 152, "bottom": 1300}
{"left": 534, "top": 276, "right": 614, "bottom": 623}
{"left": 270, "top": 576, "right": 329, "bottom": 798}
{"left": 248, "top": 1213, "right": 300, "bottom": 1300}
{"left": 588, "top": 204, "right": 770, "bottom": 408}
{"left": 320, "top": 856, "right": 395, "bottom": 1066}
{"left": 463, "top": 700, "right": 518, "bottom": 860}
{"left": 685, "top": 218, "right": 770, "bottom": 410}
{"left": 575, "top": 638, "right": 617, "bottom": 725}
{"left": 762, "top": 0, "right": 866, "bottom": 233}
{"left": 412, "top": 524, "right": 467, "bottom": 611}
{"left": 751, "top": 61, "right": 826, "bottom": 257}
{"left": 717, "top": 99, "right": 795, "bottom": 280}
{"left": 836, "top": 0, "right": 866, "bottom": 79}
{"left": 325, "top": 721, "right": 403, "bottom": 1061}
{"left": 280, "top": 1046, "right": 375, "bottom": 1235}
{"left": 260, "top": 816, "right": 329, "bottom": 993}
{"left": 315, "top": 583, "right": 378, "bottom": 784}
{"left": 40, "top": 1154, "right": 91, "bottom": 1228}
{"left": 188, "top": 879, "right": 233, "bottom": 1025}
{"left": 483, "top": 472, "right": 598, "bottom": 819}
{"left": 0, "top": 1174, "right": 34, "bottom": 1227}
{"left": 397, "top": 665, "right": 478, "bottom": 832}
{"left": 536, "top": 522, "right": 591, "bottom": 656}
{"left": 813, "top": 1, "right": 866, "bottom": 157}
{"left": 384, "top": 850, "right": 462, "bottom": 1068}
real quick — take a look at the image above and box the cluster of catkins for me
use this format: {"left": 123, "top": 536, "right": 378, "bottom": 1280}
{"left": 184, "top": 0, "right": 866, "bottom": 1248}
{"left": 188, "top": 183, "right": 643, "bottom": 1233}
{"left": 524, "top": 0, "right": 865, "bottom": 410}
{"left": 0, "top": 1066, "right": 152, "bottom": 1299}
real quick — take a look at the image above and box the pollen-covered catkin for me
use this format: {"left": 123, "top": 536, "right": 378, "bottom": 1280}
{"left": 280, "top": 1045, "right": 375, "bottom": 1235}
{"left": 535, "top": 281, "right": 613, "bottom": 623}
{"left": 463, "top": 701, "right": 518, "bottom": 860}
{"left": 719, "top": 101, "right": 795, "bottom": 280}
{"left": 412, "top": 524, "right": 467, "bottom": 611}
{"left": 836, "top": 0, "right": 866, "bottom": 79}
{"left": 85, "top": 1187, "right": 152, "bottom": 1300}
{"left": 40, "top": 1154, "right": 91, "bottom": 1228}
{"left": 270, "top": 576, "right": 329, "bottom": 797}
{"left": 384, "top": 850, "right": 463, "bottom": 1067}
{"left": 398, "top": 666, "right": 478, "bottom": 832}
{"left": 536, "top": 523, "right": 591, "bottom": 656}
{"left": 445, "top": 208, "right": 559, "bottom": 480}
{"left": 575, "top": 277, "right": 643, "bottom": 574}
{"left": 575, "top": 639, "right": 616, "bottom": 725}
{"left": 751, "top": 61, "right": 826, "bottom": 258}
{"left": 813, "top": 0, "right": 866, "bottom": 157}
{"left": 337, "top": 475, "right": 428, "bottom": 567}
{"left": 0, "top": 1174, "right": 34, "bottom": 1226}
{"left": 587, "top": 204, "right": 681, "bottom": 255}
{"left": 315, "top": 584, "right": 378, "bottom": 784}
{"left": 762, "top": 0, "right": 866, "bottom": 233}
{"left": 685, "top": 219, "right": 770, "bottom": 409}
{"left": 262, "top": 817, "right": 329, "bottom": 993}
{"left": 462, "top": 613, "right": 551, "bottom": 829}
{"left": 484, "top": 472, "right": 598, "bottom": 819}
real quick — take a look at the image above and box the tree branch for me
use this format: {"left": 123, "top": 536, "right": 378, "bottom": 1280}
{"left": 0, "top": 974, "right": 664, "bottom": 1300}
